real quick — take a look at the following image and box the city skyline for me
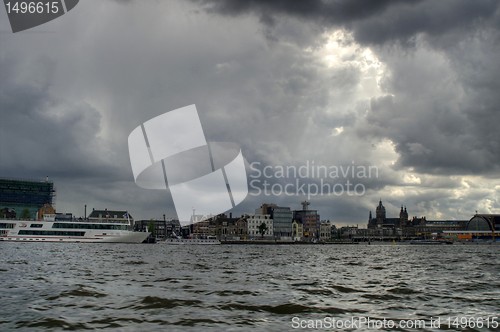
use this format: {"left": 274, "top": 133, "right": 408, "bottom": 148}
{"left": 1, "top": 0, "right": 499, "bottom": 224}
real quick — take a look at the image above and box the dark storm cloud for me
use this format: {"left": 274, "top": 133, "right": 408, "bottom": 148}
{"left": 193, "top": 0, "right": 403, "bottom": 24}
{"left": 193, "top": 0, "right": 500, "bottom": 177}
{"left": 359, "top": 28, "right": 500, "bottom": 176}
{"left": 0, "top": 54, "right": 120, "bottom": 180}
{"left": 192, "top": 0, "right": 498, "bottom": 44}
{"left": 1, "top": 0, "right": 498, "bottom": 222}
{"left": 351, "top": 0, "right": 498, "bottom": 44}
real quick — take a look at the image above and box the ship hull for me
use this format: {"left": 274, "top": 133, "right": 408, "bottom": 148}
{"left": 0, "top": 219, "right": 150, "bottom": 243}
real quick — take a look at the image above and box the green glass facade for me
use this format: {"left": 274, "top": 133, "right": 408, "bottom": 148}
{"left": 0, "top": 178, "right": 55, "bottom": 219}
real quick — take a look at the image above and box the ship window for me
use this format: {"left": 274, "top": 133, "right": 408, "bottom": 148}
{"left": 52, "top": 223, "right": 128, "bottom": 230}
{"left": 30, "top": 224, "right": 43, "bottom": 228}
{"left": 18, "top": 230, "right": 85, "bottom": 236}
{"left": 0, "top": 223, "right": 15, "bottom": 229}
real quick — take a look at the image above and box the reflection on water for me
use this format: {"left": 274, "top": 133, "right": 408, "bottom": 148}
{"left": 1, "top": 243, "right": 499, "bottom": 331}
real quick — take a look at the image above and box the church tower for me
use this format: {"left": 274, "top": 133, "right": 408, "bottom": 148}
{"left": 400, "top": 206, "right": 408, "bottom": 227}
{"left": 375, "top": 200, "right": 386, "bottom": 227}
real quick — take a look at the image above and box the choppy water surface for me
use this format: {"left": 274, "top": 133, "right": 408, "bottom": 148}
{"left": 1, "top": 243, "right": 498, "bottom": 331}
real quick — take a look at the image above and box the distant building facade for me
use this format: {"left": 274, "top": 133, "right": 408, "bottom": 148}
{"left": 365, "top": 199, "right": 467, "bottom": 240}
{"left": 256, "top": 203, "right": 293, "bottom": 239}
{"left": 88, "top": 209, "right": 133, "bottom": 224}
{"left": 135, "top": 219, "right": 181, "bottom": 239}
{"left": 368, "top": 200, "right": 407, "bottom": 229}
{"left": 272, "top": 207, "right": 293, "bottom": 239}
{"left": 190, "top": 213, "right": 247, "bottom": 240}
{"left": 0, "top": 178, "right": 55, "bottom": 219}
{"left": 319, "top": 221, "right": 332, "bottom": 242}
{"left": 441, "top": 214, "right": 499, "bottom": 242}
{"left": 467, "top": 214, "right": 500, "bottom": 232}
{"left": 247, "top": 214, "right": 273, "bottom": 239}
{"left": 218, "top": 214, "right": 245, "bottom": 240}
{"left": 38, "top": 203, "right": 56, "bottom": 220}
{"left": 192, "top": 220, "right": 215, "bottom": 238}
{"left": 292, "top": 219, "right": 303, "bottom": 241}
{"left": 293, "top": 201, "right": 320, "bottom": 241}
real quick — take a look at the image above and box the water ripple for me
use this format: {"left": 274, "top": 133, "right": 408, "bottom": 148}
{"left": 0, "top": 243, "right": 498, "bottom": 331}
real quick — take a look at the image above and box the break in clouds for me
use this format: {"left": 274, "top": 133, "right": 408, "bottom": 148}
{"left": 0, "top": 0, "right": 499, "bottom": 223}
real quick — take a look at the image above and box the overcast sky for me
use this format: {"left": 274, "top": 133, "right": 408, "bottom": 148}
{"left": 1, "top": 0, "right": 499, "bottom": 225}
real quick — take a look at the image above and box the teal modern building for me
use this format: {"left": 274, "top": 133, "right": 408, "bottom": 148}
{"left": 0, "top": 178, "right": 55, "bottom": 219}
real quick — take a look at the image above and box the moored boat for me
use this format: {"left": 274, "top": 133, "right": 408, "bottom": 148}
{"left": 0, "top": 214, "right": 150, "bottom": 243}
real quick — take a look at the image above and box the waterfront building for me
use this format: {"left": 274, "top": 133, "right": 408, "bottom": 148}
{"left": 402, "top": 218, "right": 467, "bottom": 238}
{"left": 38, "top": 203, "right": 56, "bottom": 220}
{"left": 214, "top": 213, "right": 241, "bottom": 240}
{"left": 319, "top": 221, "right": 332, "bottom": 242}
{"left": 399, "top": 206, "right": 409, "bottom": 226}
{"left": 256, "top": 204, "right": 293, "bottom": 240}
{"left": 330, "top": 224, "right": 339, "bottom": 239}
{"left": 443, "top": 214, "right": 499, "bottom": 242}
{"left": 272, "top": 207, "right": 293, "bottom": 240}
{"left": 293, "top": 201, "right": 320, "bottom": 241}
{"left": 255, "top": 203, "right": 277, "bottom": 215}
{"left": 375, "top": 199, "right": 385, "bottom": 228}
{"left": 342, "top": 226, "right": 358, "bottom": 237}
{"left": 165, "top": 219, "right": 182, "bottom": 238}
{"left": 291, "top": 219, "right": 303, "bottom": 241}
{"left": 368, "top": 200, "right": 405, "bottom": 229}
{"left": 355, "top": 226, "right": 398, "bottom": 240}
{"left": 191, "top": 213, "right": 246, "bottom": 240}
{"left": 365, "top": 199, "right": 468, "bottom": 240}
{"left": 88, "top": 209, "right": 133, "bottom": 223}
{"left": 467, "top": 214, "right": 499, "bottom": 232}
{"left": 192, "top": 220, "right": 213, "bottom": 238}
{"left": 0, "top": 177, "right": 55, "bottom": 220}
{"left": 234, "top": 216, "right": 248, "bottom": 240}
{"left": 247, "top": 214, "right": 273, "bottom": 239}
{"left": 135, "top": 218, "right": 181, "bottom": 239}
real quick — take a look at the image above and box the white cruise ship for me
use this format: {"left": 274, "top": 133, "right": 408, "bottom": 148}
{"left": 0, "top": 214, "right": 150, "bottom": 243}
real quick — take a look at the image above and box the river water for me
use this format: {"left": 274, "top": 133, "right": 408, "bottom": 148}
{"left": 1, "top": 243, "right": 498, "bottom": 331}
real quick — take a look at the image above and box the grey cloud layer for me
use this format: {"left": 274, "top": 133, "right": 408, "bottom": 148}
{"left": 193, "top": 0, "right": 498, "bottom": 44}
{"left": 0, "top": 0, "right": 498, "bottom": 222}
{"left": 195, "top": 0, "right": 500, "bottom": 175}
